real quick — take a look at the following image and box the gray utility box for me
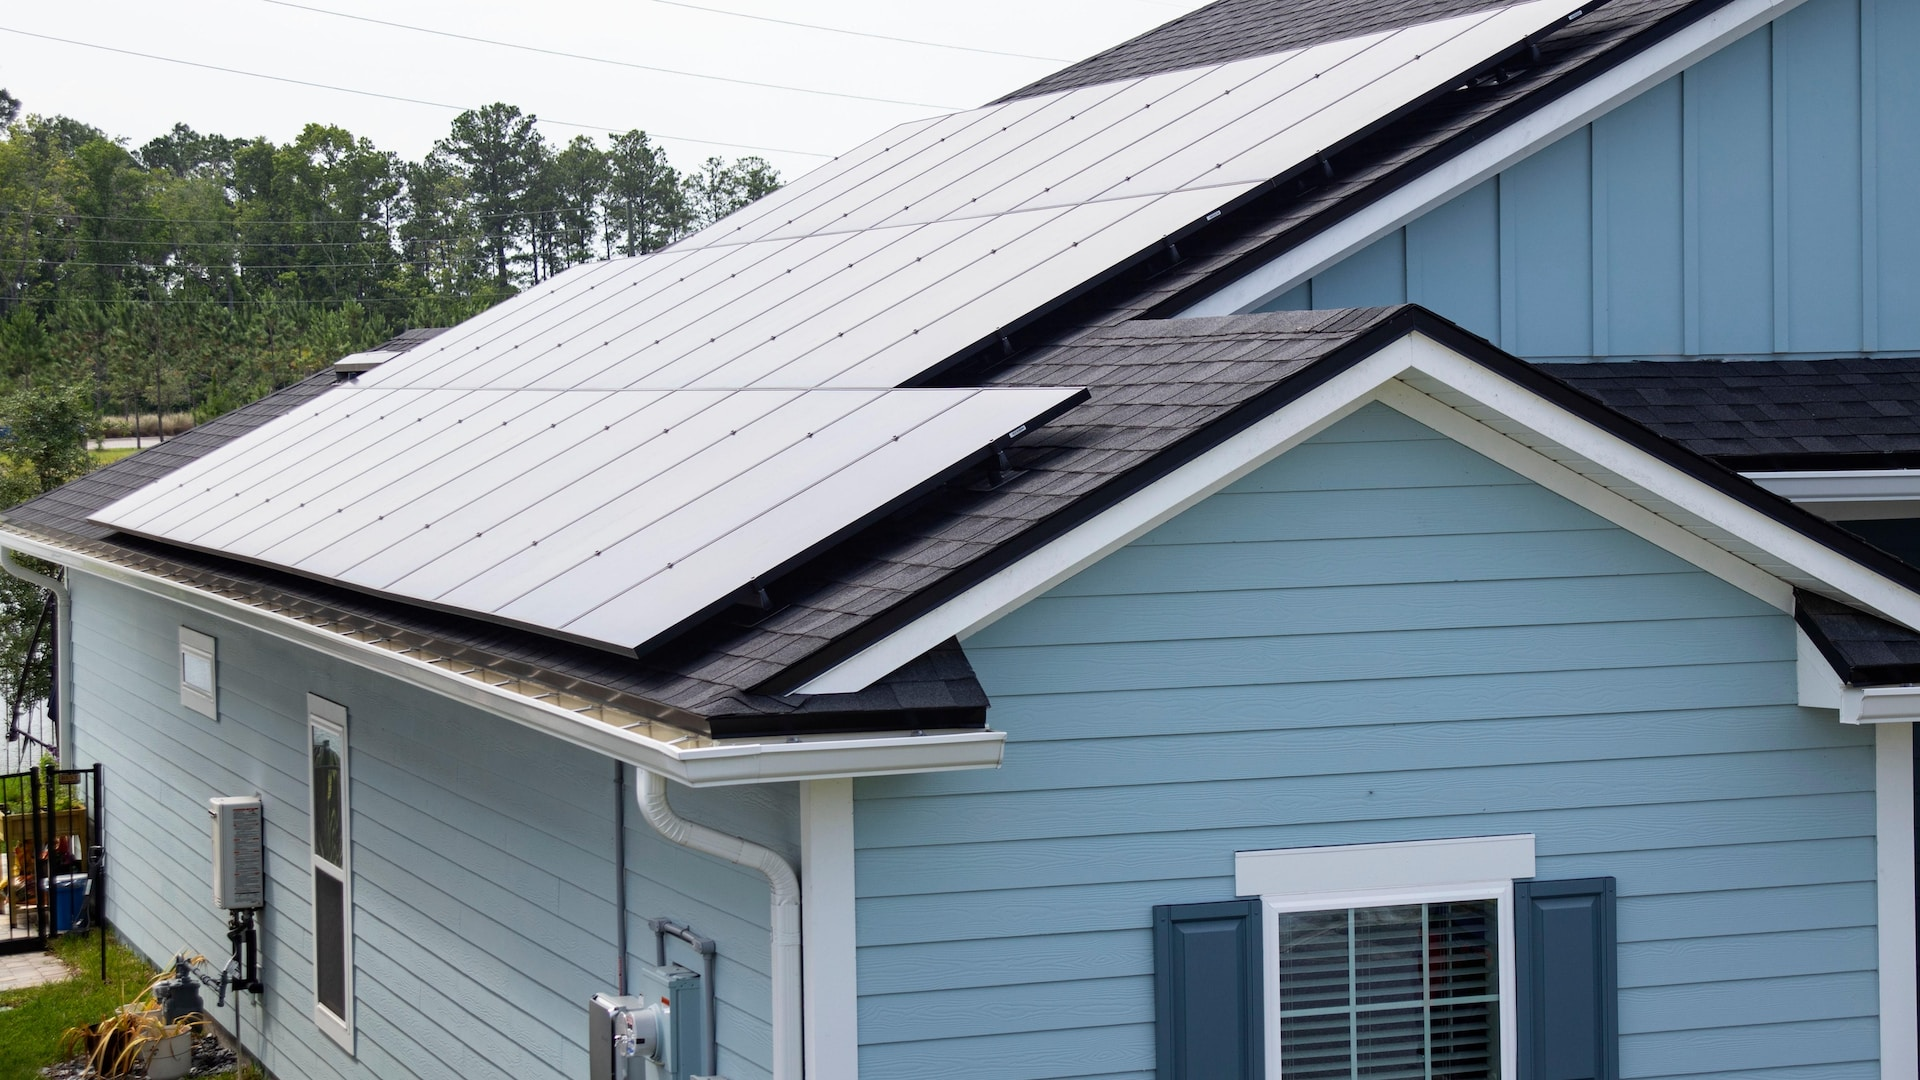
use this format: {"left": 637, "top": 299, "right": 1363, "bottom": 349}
{"left": 588, "top": 962, "right": 705, "bottom": 1080}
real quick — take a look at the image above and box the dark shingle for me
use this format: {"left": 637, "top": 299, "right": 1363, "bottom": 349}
{"left": 1549, "top": 358, "right": 1920, "bottom": 467}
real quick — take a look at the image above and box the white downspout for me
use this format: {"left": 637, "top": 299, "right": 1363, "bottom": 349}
{"left": 2, "top": 549, "right": 72, "bottom": 768}
{"left": 635, "top": 768, "right": 803, "bottom": 1078}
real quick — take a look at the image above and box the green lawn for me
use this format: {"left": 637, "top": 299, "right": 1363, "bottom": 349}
{"left": 0, "top": 931, "right": 155, "bottom": 1080}
{"left": 88, "top": 448, "right": 139, "bottom": 468}
{"left": 0, "top": 931, "right": 265, "bottom": 1080}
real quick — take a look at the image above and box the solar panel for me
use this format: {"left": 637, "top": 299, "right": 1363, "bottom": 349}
{"left": 93, "top": 385, "right": 1085, "bottom": 655}
{"left": 93, "top": 0, "right": 1594, "bottom": 657}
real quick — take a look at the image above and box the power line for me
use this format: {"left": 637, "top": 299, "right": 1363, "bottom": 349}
{"left": 0, "top": 26, "right": 835, "bottom": 159}
{"left": 258, "top": 0, "right": 962, "bottom": 110}
{"left": 642, "top": 0, "right": 1071, "bottom": 63}
{"left": 3, "top": 203, "right": 627, "bottom": 228}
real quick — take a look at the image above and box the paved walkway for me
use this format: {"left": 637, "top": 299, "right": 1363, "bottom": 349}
{"left": 0, "top": 949, "right": 72, "bottom": 991}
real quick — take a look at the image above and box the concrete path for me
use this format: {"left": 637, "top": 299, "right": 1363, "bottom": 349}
{"left": 0, "top": 949, "right": 71, "bottom": 991}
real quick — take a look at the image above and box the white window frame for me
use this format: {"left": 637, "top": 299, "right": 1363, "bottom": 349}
{"left": 178, "top": 627, "right": 217, "bottom": 719}
{"left": 307, "top": 693, "right": 354, "bottom": 1052}
{"left": 1238, "top": 835, "right": 1533, "bottom": 1080}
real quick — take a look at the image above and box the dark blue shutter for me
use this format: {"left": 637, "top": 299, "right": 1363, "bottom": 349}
{"left": 1153, "top": 899, "right": 1263, "bottom": 1080}
{"left": 1515, "top": 877, "right": 1618, "bottom": 1080}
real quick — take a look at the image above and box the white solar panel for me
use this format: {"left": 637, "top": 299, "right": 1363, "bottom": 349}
{"left": 94, "top": 385, "right": 1084, "bottom": 654}
{"left": 92, "top": 0, "right": 1594, "bottom": 656}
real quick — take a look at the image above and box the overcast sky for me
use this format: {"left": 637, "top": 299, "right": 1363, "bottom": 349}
{"left": 2, "top": 0, "right": 1212, "bottom": 181}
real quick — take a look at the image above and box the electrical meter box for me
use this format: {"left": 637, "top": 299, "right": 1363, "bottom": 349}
{"left": 209, "top": 796, "right": 264, "bottom": 910}
{"left": 588, "top": 962, "right": 704, "bottom": 1080}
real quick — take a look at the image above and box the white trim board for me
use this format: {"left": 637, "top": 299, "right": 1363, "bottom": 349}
{"left": 1236, "top": 834, "right": 1535, "bottom": 898}
{"left": 800, "top": 779, "right": 858, "bottom": 1080}
{"left": 1178, "top": 0, "right": 1815, "bottom": 316}
{"left": 799, "top": 329, "right": 1920, "bottom": 696}
{"left": 1876, "top": 722, "right": 1917, "bottom": 1080}
{"left": 5, "top": 531, "right": 1004, "bottom": 788}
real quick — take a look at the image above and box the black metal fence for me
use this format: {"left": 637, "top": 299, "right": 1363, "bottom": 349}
{"left": 1, "top": 763, "right": 104, "bottom": 972}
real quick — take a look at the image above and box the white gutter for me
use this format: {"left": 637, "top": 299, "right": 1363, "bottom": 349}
{"left": 1177, "top": 0, "right": 1813, "bottom": 317}
{"left": 636, "top": 768, "right": 803, "bottom": 1079}
{"left": 1, "top": 549, "right": 73, "bottom": 767}
{"left": 0, "top": 527, "right": 1005, "bottom": 787}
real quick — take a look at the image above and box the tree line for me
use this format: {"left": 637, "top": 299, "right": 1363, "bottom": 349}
{"left": 0, "top": 87, "right": 781, "bottom": 744}
{"left": 0, "top": 89, "right": 779, "bottom": 421}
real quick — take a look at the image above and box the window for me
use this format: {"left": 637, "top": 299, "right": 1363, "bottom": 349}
{"left": 1154, "top": 836, "right": 1616, "bottom": 1080}
{"left": 178, "top": 627, "right": 216, "bottom": 718}
{"left": 1270, "top": 890, "right": 1506, "bottom": 1079}
{"left": 308, "top": 693, "right": 353, "bottom": 1051}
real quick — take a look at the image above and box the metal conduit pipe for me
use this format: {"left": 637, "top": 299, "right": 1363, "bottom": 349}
{"left": 2, "top": 549, "right": 72, "bottom": 768}
{"left": 635, "top": 767, "right": 803, "bottom": 1079}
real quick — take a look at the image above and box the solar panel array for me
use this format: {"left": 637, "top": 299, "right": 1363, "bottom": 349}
{"left": 95, "top": 385, "right": 1082, "bottom": 652}
{"left": 365, "top": 0, "right": 1586, "bottom": 394}
{"left": 93, "top": 0, "right": 1591, "bottom": 656}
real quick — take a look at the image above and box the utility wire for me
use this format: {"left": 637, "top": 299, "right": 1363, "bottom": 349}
{"left": 258, "top": 0, "right": 962, "bottom": 109}
{"left": 641, "top": 0, "right": 1071, "bottom": 62}
{"left": 0, "top": 26, "right": 835, "bottom": 159}
{"left": 4, "top": 204, "right": 621, "bottom": 227}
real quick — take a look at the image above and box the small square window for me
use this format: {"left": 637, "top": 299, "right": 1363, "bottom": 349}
{"left": 178, "top": 627, "right": 217, "bottom": 718}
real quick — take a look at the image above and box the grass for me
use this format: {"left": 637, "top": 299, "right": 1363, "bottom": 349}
{"left": 0, "top": 930, "right": 156, "bottom": 1080}
{"left": 87, "top": 448, "right": 138, "bottom": 468}
{"left": 0, "top": 931, "right": 267, "bottom": 1080}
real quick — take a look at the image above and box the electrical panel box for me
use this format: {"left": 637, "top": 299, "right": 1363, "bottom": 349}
{"left": 209, "top": 796, "right": 264, "bottom": 910}
{"left": 588, "top": 962, "right": 704, "bottom": 1080}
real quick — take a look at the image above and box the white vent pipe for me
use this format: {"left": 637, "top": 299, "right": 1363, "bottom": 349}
{"left": 635, "top": 767, "right": 802, "bottom": 1078}
{"left": 2, "top": 549, "right": 72, "bottom": 767}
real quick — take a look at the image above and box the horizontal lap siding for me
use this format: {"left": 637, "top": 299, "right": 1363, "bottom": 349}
{"left": 851, "top": 403, "right": 1878, "bottom": 1079}
{"left": 68, "top": 574, "right": 789, "bottom": 1080}
{"left": 1259, "top": 0, "right": 1918, "bottom": 365}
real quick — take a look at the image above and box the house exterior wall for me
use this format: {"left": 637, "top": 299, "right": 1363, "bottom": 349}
{"left": 851, "top": 403, "right": 1882, "bottom": 1078}
{"left": 67, "top": 571, "right": 791, "bottom": 1080}
{"left": 1256, "top": 0, "right": 1920, "bottom": 362}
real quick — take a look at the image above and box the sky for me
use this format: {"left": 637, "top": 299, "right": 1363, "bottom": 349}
{"left": 1, "top": 0, "right": 1213, "bottom": 182}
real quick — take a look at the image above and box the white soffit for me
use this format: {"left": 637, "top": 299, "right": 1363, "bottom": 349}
{"left": 92, "top": 385, "right": 1081, "bottom": 655}
{"left": 358, "top": 0, "right": 1592, "bottom": 395}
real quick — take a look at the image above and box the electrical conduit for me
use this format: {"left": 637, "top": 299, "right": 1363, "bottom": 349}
{"left": 635, "top": 768, "right": 802, "bottom": 1079}
{"left": 2, "top": 549, "right": 72, "bottom": 768}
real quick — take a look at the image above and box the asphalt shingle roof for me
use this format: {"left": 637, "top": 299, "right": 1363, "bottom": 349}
{"left": 1004, "top": 0, "right": 1523, "bottom": 101}
{"left": 1796, "top": 589, "right": 1920, "bottom": 685}
{"left": 1548, "top": 358, "right": 1920, "bottom": 469}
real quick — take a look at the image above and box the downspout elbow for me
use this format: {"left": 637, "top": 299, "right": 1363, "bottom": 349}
{"left": 635, "top": 768, "right": 803, "bottom": 1079}
{"left": 2, "top": 548, "right": 72, "bottom": 768}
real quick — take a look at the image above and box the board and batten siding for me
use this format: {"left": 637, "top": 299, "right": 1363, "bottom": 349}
{"left": 1254, "top": 0, "right": 1920, "bottom": 363}
{"left": 66, "top": 572, "right": 792, "bottom": 1080}
{"left": 851, "top": 403, "right": 1881, "bottom": 1079}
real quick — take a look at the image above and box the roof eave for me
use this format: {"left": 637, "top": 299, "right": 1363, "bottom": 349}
{"left": 0, "top": 524, "right": 1004, "bottom": 787}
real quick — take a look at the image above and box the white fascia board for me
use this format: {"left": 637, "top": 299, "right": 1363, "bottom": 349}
{"left": 1746, "top": 469, "right": 1920, "bottom": 503}
{"left": 1236, "top": 834, "right": 1536, "bottom": 899}
{"left": 1796, "top": 627, "right": 1844, "bottom": 710}
{"left": 1178, "top": 0, "right": 1814, "bottom": 317}
{"left": 801, "top": 329, "right": 1920, "bottom": 696}
{"left": 792, "top": 335, "right": 1425, "bottom": 694}
{"left": 2, "top": 528, "right": 1002, "bottom": 787}
{"left": 1396, "top": 334, "right": 1920, "bottom": 630}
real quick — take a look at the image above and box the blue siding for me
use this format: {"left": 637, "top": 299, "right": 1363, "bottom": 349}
{"left": 67, "top": 575, "right": 790, "bottom": 1080}
{"left": 1253, "top": 0, "right": 1916, "bottom": 363}
{"left": 851, "top": 404, "right": 1880, "bottom": 1079}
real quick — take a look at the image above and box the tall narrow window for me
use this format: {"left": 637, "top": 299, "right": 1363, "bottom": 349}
{"left": 308, "top": 694, "right": 353, "bottom": 1051}
{"left": 178, "top": 628, "right": 216, "bottom": 719}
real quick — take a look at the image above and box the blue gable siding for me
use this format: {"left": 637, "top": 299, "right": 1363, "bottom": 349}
{"left": 67, "top": 573, "right": 790, "bottom": 1080}
{"left": 1254, "top": 0, "right": 1919, "bottom": 362}
{"left": 850, "top": 403, "right": 1881, "bottom": 1079}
